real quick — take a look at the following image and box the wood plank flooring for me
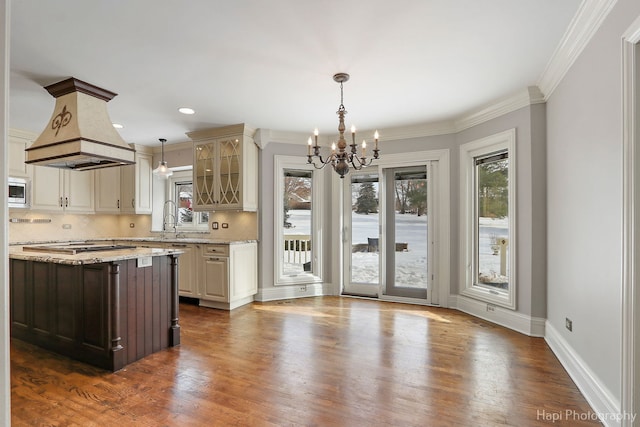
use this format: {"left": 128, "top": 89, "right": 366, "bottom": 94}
{"left": 11, "top": 296, "right": 600, "bottom": 426}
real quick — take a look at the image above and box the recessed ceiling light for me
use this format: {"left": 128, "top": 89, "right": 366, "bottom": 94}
{"left": 178, "top": 107, "right": 195, "bottom": 115}
{"left": 112, "top": 123, "right": 124, "bottom": 129}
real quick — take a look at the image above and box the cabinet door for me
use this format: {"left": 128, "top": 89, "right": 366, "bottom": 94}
{"left": 64, "top": 170, "right": 95, "bottom": 213}
{"left": 8, "top": 136, "right": 31, "bottom": 178}
{"left": 135, "top": 152, "right": 153, "bottom": 214}
{"left": 120, "top": 153, "right": 153, "bottom": 214}
{"left": 202, "top": 257, "right": 228, "bottom": 302}
{"left": 31, "top": 167, "right": 63, "bottom": 211}
{"left": 216, "top": 138, "right": 242, "bottom": 209}
{"left": 120, "top": 164, "right": 136, "bottom": 213}
{"left": 193, "top": 141, "right": 217, "bottom": 210}
{"left": 171, "top": 244, "right": 197, "bottom": 297}
{"left": 95, "top": 168, "right": 121, "bottom": 213}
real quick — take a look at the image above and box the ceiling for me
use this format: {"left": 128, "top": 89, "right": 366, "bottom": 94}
{"left": 9, "top": 0, "right": 582, "bottom": 147}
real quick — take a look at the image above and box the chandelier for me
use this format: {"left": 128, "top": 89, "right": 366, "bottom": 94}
{"left": 307, "top": 73, "right": 379, "bottom": 178}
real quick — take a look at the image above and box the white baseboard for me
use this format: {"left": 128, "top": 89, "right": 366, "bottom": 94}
{"left": 545, "top": 321, "right": 621, "bottom": 427}
{"left": 254, "top": 282, "right": 330, "bottom": 302}
{"left": 449, "top": 294, "right": 546, "bottom": 337}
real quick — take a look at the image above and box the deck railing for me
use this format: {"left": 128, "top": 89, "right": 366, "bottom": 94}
{"left": 284, "top": 234, "right": 311, "bottom": 264}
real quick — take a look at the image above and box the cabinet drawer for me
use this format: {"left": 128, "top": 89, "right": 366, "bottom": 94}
{"left": 202, "top": 245, "right": 229, "bottom": 257}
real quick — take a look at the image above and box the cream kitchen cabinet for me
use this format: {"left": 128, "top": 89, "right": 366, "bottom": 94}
{"left": 8, "top": 130, "right": 35, "bottom": 178}
{"left": 120, "top": 147, "right": 153, "bottom": 214}
{"left": 95, "top": 167, "right": 121, "bottom": 213}
{"left": 198, "top": 242, "right": 257, "bottom": 310}
{"left": 165, "top": 242, "right": 199, "bottom": 298}
{"left": 187, "top": 124, "right": 258, "bottom": 212}
{"left": 31, "top": 167, "right": 95, "bottom": 213}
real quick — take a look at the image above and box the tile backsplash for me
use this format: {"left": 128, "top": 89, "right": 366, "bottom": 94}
{"left": 8, "top": 210, "right": 258, "bottom": 243}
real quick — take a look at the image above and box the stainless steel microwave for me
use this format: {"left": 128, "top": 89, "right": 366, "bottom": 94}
{"left": 8, "top": 177, "right": 29, "bottom": 208}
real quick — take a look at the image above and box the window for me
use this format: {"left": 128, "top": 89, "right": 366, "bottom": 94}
{"left": 274, "top": 155, "right": 324, "bottom": 286}
{"left": 460, "top": 129, "right": 516, "bottom": 309}
{"left": 167, "top": 170, "right": 209, "bottom": 231}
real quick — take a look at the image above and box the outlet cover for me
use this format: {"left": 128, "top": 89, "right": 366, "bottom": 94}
{"left": 565, "top": 318, "right": 573, "bottom": 332}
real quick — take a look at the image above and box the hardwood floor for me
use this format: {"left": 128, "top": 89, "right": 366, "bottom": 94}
{"left": 11, "top": 296, "right": 599, "bottom": 426}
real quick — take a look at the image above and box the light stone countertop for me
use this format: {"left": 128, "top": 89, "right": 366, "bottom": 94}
{"left": 10, "top": 237, "right": 258, "bottom": 246}
{"left": 9, "top": 246, "right": 185, "bottom": 266}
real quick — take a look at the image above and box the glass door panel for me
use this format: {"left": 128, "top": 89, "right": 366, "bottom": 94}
{"left": 348, "top": 172, "right": 380, "bottom": 291}
{"left": 384, "top": 166, "right": 429, "bottom": 299}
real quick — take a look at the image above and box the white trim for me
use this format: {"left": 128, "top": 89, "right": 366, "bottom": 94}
{"left": 1, "top": 0, "right": 9, "bottom": 424}
{"left": 254, "top": 282, "right": 330, "bottom": 302}
{"left": 621, "top": 15, "right": 640, "bottom": 427}
{"left": 8, "top": 127, "right": 37, "bottom": 141}
{"left": 449, "top": 295, "right": 545, "bottom": 337}
{"left": 459, "top": 129, "right": 517, "bottom": 310}
{"left": 538, "top": 0, "right": 618, "bottom": 99}
{"left": 273, "top": 155, "right": 324, "bottom": 286}
{"left": 545, "top": 321, "right": 622, "bottom": 426}
{"left": 454, "top": 87, "right": 545, "bottom": 132}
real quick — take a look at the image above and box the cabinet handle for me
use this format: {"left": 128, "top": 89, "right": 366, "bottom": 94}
{"left": 131, "top": 198, "right": 135, "bottom": 208}
{"left": 172, "top": 244, "right": 187, "bottom": 248}
{"left": 59, "top": 197, "right": 63, "bottom": 207}
{"left": 65, "top": 197, "right": 69, "bottom": 207}
{"left": 117, "top": 199, "right": 120, "bottom": 209}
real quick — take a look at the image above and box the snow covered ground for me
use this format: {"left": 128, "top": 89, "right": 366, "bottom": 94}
{"left": 283, "top": 210, "right": 508, "bottom": 288}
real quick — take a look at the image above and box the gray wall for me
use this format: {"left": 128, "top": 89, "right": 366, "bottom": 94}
{"left": 546, "top": 0, "right": 640, "bottom": 402}
{"left": 257, "top": 106, "right": 546, "bottom": 322}
{"left": 457, "top": 104, "right": 547, "bottom": 318}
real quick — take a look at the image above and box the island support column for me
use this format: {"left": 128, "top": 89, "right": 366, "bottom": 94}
{"left": 109, "top": 263, "right": 125, "bottom": 371}
{"left": 170, "top": 254, "right": 181, "bottom": 346}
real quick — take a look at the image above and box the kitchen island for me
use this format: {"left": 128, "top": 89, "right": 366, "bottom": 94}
{"left": 9, "top": 244, "right": 183, "bottom": 372}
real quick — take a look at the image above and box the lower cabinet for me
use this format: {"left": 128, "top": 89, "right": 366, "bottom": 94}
{"left": 117, "top": 240, "right": 257, "bottom": 310}
{"left": 198, "top": 243, "right": 257, "bottom": 310}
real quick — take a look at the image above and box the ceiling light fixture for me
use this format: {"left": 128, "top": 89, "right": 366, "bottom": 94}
{"left": 307, "top": 73, "right": 379, "bottom": 178}
{"left": 153, "top": 138, "right": 173, "bottom": 178}
{"left": 112, "top": 123, "right": 124, "bottom": 129}
{"left": 178, "top": 107, "right": 195, "bottom": 115}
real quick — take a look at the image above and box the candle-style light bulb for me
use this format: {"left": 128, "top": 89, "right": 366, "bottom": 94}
{"left": 374, "top": 130, "right": 379, "bottom": 150}
{"left": 331, "top": 142, "right": 336, "bottom": 153}
{"left": 351, "top": 125, "right": 356, "bottom": 144}
{"left": 362, "top": 140, "right": 367, "bottom": 157}
{"left": 308, "top": 137, "right": 312, "bottom": 155}
{"left": 314, "top": 128, "right": 319, "bottom": 147}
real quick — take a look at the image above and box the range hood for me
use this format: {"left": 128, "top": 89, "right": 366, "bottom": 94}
{"left": 25, "top": 77, "right": 135, "bottom": 171}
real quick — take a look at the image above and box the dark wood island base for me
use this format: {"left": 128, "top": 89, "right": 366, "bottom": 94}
{"left": 10, "top": 253, "right": 181, "bottom": 372}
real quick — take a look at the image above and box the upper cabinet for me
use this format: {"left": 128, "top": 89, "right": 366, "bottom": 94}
{"left": 120, "top": 145, "right": 153, "bottom": 214}
{"left": 8, "top": 130, "right": 35, "bottom": 178}
{"left": 95, "top": 167, "right": 122, "bottom": 213}
{"left": 31, "top": 168, "right": 95, "bottom": 213}
{"left": 188, "top": 124, "right": 258, "bottom": 212}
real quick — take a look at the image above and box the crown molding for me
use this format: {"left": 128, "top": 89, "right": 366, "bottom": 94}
{"left": 537, "top": 0, "right": 618, "bottom": 100}
{"left": 8, "top": 128, "right": 38, "bottom": 141}
{"left": 454, "top": 86, "right": 544, "bottom": 132}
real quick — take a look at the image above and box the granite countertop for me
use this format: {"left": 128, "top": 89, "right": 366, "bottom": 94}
{"left": 9, "top": 245, "right": 185, "bottom": 266}
{"left": 10, "top": 237, "right": 258, "bottom": 246}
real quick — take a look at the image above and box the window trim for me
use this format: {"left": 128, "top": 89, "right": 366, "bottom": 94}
{"left": 274, "top": 155, "right": 324, "bottom": 286}
{"left": 167, "top": 169, "right": 209, "bottom": 231}
{"left": 460, "top": 129, "right": 517, "bottom": 309}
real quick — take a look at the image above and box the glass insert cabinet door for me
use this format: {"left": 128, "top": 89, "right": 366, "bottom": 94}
{"left": 193, "top": 138, "right": 242, "bottom": 210}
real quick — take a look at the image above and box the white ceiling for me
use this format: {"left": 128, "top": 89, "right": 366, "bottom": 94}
{"left": 9, "top": 0, "right": 582, "bottom": 146}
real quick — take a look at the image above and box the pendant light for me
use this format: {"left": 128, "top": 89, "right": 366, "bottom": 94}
{"left": 153, "top": 138, "right": 173, "bottom": 178}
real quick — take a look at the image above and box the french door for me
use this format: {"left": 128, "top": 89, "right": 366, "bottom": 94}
{"left": 343, "top": 162, "right": 437, "bottom": 303}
